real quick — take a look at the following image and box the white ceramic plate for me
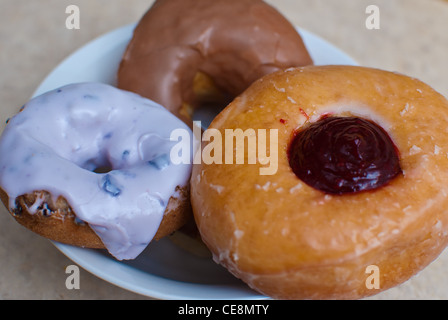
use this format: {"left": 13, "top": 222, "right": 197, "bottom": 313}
{"left": 33, "top": 24, "right": 357, "bottom": 300}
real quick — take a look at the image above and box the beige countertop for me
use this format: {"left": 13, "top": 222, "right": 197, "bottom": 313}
{"left": 0, "top": 0, "right": 447, "bottom": 300}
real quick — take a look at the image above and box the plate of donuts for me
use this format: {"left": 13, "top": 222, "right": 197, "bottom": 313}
{"left": 27, "top": 22, "right": 357, "bottom": 300}
{"left": 26, "top": 21, "right": 358, "bottom": 299}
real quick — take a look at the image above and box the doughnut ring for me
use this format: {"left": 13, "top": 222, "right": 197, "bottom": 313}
{"left": 0, "top": 83, "right": 193, "bottom": 260}
{"left": 190, "top": 65, "right": 448, "bottom": 299}
{"left": 117, "top": 0, "right": 313, "bottom": 125}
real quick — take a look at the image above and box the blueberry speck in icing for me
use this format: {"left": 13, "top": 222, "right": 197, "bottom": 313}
{"left": 102, "top": 174, "right": 122, "bottom": 197}
{"left": 148, "top": 154, "right": 171, "bottom": 170}
{"left": 83, "top": 94, "right": 98, "bottom": 100}
{"left": 122, "top": 150, "right": 130, "bottom": 160}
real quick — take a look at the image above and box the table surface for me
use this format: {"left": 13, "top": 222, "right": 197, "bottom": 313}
{"left": 1, "top": 0, "right": 447, "bottom": 300}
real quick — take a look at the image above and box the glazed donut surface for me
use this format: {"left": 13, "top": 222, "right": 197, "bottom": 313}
{"left": 190, "top": 65, "right": 448, "bottom": 299}
{"left": 0, "top": 83, "right": 192, "bottom": 260}
{"left": 117, "top": 0, "right": 313, "bottom": 125}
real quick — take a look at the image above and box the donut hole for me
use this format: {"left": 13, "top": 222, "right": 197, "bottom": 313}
{"left": 81, "top": 155, "right": 115, "bottom": 174}
{"left": 190, "top": 72, "right": 234, "bottom": 129}
{"left": 93, "top": 165, "right": 114, "bottom": 174}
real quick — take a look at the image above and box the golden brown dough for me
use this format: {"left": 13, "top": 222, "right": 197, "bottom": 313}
{"left": 190, "top": 65, "right": 448, "bottom": 299}
{"left": 1, "top": 186, "right": 191, "bottom": 249}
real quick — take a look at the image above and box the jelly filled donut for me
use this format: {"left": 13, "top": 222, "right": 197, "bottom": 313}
{"left": 117, "top": 0, "right": 313, "bottom": 125}
{"left": 190, "top": 65, "right": 448, "bottom": 299}
{"left": 0, "top": 83, "right": 193, "bottom": 260}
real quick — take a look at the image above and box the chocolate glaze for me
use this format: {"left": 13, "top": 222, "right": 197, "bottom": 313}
{"left": 117, "top": 0, "right": 313, "bottom": 124}
{"left": 288, "top": 116, "right": 402, "bottom": 195}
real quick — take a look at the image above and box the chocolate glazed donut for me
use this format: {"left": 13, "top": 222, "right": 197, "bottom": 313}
{"left": 117, "top": 0, "right": 313, "bottom": 125}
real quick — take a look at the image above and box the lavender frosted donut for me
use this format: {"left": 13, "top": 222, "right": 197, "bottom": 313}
{"left": 0, "top": 83, "right": 193, "bottom": 260}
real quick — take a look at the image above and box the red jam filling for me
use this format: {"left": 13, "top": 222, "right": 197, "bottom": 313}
{"left": 288, "top": 116, "right": 401, "bottom": 195}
